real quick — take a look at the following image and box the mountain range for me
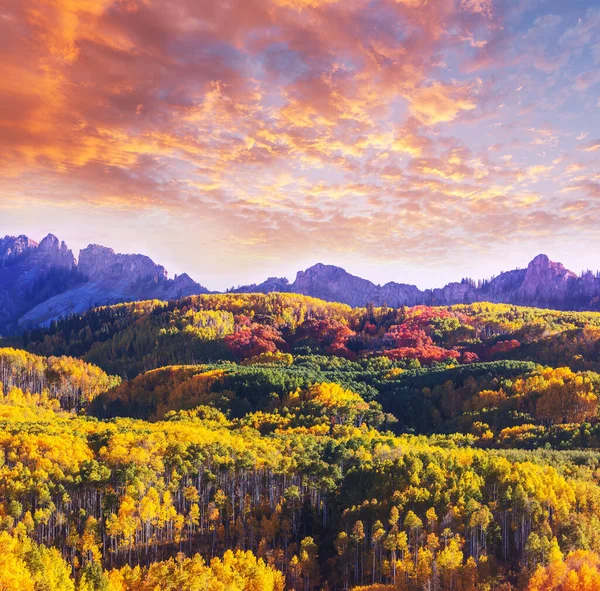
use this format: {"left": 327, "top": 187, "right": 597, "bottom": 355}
{"left": 0, "top": 234, "right": 208, "bottom": 335}
{"left": 232, "top": 255, "right": 600, "bottom": 311}
{"left": 2, "top": 232, "right": 600, "bottom": 335}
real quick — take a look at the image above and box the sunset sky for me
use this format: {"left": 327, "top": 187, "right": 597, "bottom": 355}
{"left": 1, "top": 0, "right": 599, "bottom": 290}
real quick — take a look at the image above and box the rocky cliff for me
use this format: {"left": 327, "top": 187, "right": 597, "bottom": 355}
{"left": 0, "top": 234, "right": 208, "bottom": 334}
{"left": 0, "top": 234, "right": 81, "bottom": 334}
{"left": 0, "top": 234, "right": 38, "bottom": 264}
{"left": 0, "top": 234, "right": 76, "bottom": 270}
{"left": 78, "top": 245, "right": 169, "bottom": 283}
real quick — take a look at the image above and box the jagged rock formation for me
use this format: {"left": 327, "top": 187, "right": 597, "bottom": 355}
{"left": 233, "top": 256, "right": 600, "bottom": 311}
{"left": 78, "top": 245, "right": 169, "bottom": 284}
{"left": 0, "top": 234, "right": 38, "bottom": 264}
{"left": 0, "top": 234, "right": 75, "bottom": 269}
{"left": 0, "top": 235, "right": 81, "bottom": 334}
{"left": 0, "top": 234, "right": 208, "bottom": 334}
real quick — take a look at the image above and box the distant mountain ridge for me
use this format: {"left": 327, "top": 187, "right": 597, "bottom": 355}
{"left": 3, "top": 231, "right": 600, "bottom": 335}
{"left": 0, "top": 234, "right": 208, "bottom": 334}
{"left": 232, "top": 254, "right": 600, "bottom": 311}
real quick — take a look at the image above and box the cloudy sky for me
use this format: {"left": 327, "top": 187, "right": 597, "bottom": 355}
{"left": 1, "top": 0, "right": 599, "bottom": 289}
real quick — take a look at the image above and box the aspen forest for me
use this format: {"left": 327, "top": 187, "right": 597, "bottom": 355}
{"left": 4, "top": 294, "right": 600, "bottom": 590}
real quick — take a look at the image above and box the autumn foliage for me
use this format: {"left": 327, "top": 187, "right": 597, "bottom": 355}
{"left": 526, "top": 550, "right": 600, "bottom": 591}
{"left": 0, "top": 347, "right": 119, "bottom": 411}
{"left": 225, "top": 319, "right": 288, "bottom": 360}
{"left": 7, "top": 295, "right": 600, "bottom": 591}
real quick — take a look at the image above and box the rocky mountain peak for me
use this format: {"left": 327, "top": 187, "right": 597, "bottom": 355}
{"left": 78, "top": 244, "right": 168, "bottom": 283}
{"left": 0, "top": 234, "right": 38, "bottom": 265}
{"left": 232, "top": 254, "right": 600, "bottom": 311}
{"left": 295, "top": 263, "right": 366, "bottom": 284}
{"left": 512, "top": 254, "right": 576, "bottom": 304}
{"left": 526, "top": 253, "right": 574, "bottom": 275}
{"left": 295, "top": 263, "right": 334, "bottom": 278}
{"left": 293, "top": 263, "right": 379, "bottom": 307}
{"left": 0, "top": 233, "right": 75, "bottom": 270}
{"left": 524, "top": 254, "right": 574, "bottom": 278}
{"left": 529, "top": 253, "right": 550, "bottom": 267}
{"left": 1, "top": 233, "right": 211, "bottom": 334}
{"left": 7, "top": 231, "right": 600, "bottom": 334}
{"left": 38, "top": 233, "right": 60, "bottom": 251}
{"left": 36, "top": 234, "right": 76, "bottom": 269}
{"left": 171, "top": 273, "right": 198, "bottom": 290}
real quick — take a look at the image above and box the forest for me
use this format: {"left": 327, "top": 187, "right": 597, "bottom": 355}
{"left": 5, "top": 293, "right": 600, "bottom": 590}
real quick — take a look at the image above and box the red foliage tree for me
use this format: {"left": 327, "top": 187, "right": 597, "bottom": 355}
{"left": 225, "top": 323, "right": 287, "bottom": 360}
{"left": 295, "top": 319, "right": 357, "bottom": 360}
{"left": 383, "top": 323, "right": 460, "bottom": 364}
{"left": 326, "top": 324, "right": 358, "bottom": 361}
{"left": 461, "top": 351, "right": 480, "bottom": 364}
{"left": 487, "top": 339, "right": 521, "bottom": 358}
{"left": 404, "top": 306, "right": 456, "bottom": 327}
{"left": 363, "top": 322, "right": 378, "bottom": 336}
{"left": 384, "top": 345, "right": 460, "bottom": 364}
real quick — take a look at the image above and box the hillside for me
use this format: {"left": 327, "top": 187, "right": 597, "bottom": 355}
{"left": 4, "top": 295, "right": 600, "bottom": 590}
{"left": 22, "top": 293, "right": 600, "bottom": 376}
{"left": 21, "top": 293, "right": 600, "bottom": 446}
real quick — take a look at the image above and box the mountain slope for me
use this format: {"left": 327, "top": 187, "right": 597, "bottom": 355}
{"left": 0, "top": 234, "right": 82, "bottom": 334}
{"left": 0, "top": 234, "right": 209, "bottom": 334}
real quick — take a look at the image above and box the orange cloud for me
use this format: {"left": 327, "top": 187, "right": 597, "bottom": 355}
{"left": 407, "top": 82, "right": 477, "bottom": 125}
{"left": 461, "top": 0, "right": 493, "bottom": 18}
{"left": 582, "top": 140, "right": 600, "bottom": 152}
{"left": 273, "top": 0, "right": 341, "bottom": 7}
{"left": 526, "top": 164, "right": 553, "bottom": 177}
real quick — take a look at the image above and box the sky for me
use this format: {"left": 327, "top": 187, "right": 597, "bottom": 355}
{"left": 0, "top": 0, "right": 599, "bottom": 290}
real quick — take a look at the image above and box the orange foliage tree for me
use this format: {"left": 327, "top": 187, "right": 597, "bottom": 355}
{"left": 526, "top": 550, "right": 600, "bottom": 591}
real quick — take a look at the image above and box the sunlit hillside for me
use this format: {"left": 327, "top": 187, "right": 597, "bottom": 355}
{"left": 2, "top": 294, "right": 600, "bottom": 590}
